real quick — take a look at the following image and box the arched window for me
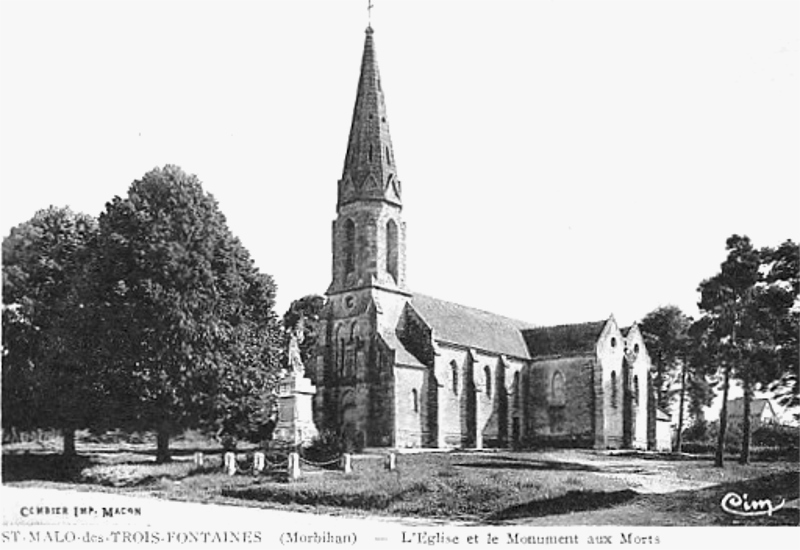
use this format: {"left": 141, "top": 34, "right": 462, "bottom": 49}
{"left": 344, "top": 219, "right": 355, "bottom": 275}
{"left": 386, "top": 219, "right": 398, "bottom": 282}
{"left": 633, "top": 375, "right": 639, "bottom": 405}
{"left": 513, "top": 371, "right": 520, "bottom": 408}
{"left": 451, "top": 361, "right": 459, "bottom": 394}
{"left": 412, "top": 389, "right": 419, "bottom": 413}
{"left": 610, "top": 371, "right": 618, "bottom": 408}
{"left": 339, "top": 340, "right": 346, "bottom": 376}
{"left": 551, "top": 371, "right": 566, "bottom": 406}
{"left": 484, "top": 366, "right": 492, "bottom": 398}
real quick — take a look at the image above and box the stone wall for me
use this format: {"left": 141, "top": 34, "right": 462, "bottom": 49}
{"left": 329, "top": 202, "right": 407, "bottom": 294}
{"left": 435, "top": 345, "right": 470, "bottom": 447}
{"left": 526, "top": 356, "right": 595, "bottom": 447}
{"left": 624, "top": 325, "right": 652, "bottom": 450}
{"left": 314, "top": 289, "right": 401, "bottom": 448}
{"left": 393, "top": 364, "right": 430, "bottom": 447}
{"left": 595, "top": 319, "right": 626, "bottom": 449}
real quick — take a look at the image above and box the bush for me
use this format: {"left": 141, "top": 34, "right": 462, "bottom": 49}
{"left": 682, "top": 420, "right": 742, "bottom": 453}
{"left": 752, "top": 424, "right": 800, "bottom": 450}
{"left": 301, "top": 430, "right": 346, "bottom": 466}
{"left": 680, "top": 421, "right": 799, "bottom": 459}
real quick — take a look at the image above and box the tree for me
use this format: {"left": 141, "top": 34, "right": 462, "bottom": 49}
{"left": 761, "top": 240, "right": 800, "bottom": 419}
{"left": 684, "top": 317, "right": 720, "bottom": 439}
{"left": 640, "top": 305, "right": 692, "bottom": 451}
{"left": 94, "top": 165, "right": 282, "bottom": 461}
{"left": 697, "top": 235, "right": 796, "bottom": 466}
{"left": 282, "top": 294, "right": 325, "bottom": 382}
{"left": 2, "top": 206, "right": 100, "bottom": 455}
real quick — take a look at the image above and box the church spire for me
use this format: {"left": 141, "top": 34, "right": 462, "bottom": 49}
{"left": 338, "top": 26, "right": 401, "bottom": 211}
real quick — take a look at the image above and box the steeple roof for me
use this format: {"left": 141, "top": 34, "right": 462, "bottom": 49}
{"left": 338, "top": 26, "right": 401, "bottom": 210}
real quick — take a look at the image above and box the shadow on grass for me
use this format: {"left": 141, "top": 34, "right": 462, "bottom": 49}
{"left": 2, "top": 453, "right": 93, "bottom": 483}
{"left": 485, "top": 489, "right": 639, "bottom": 522}
{"left": 454, "top": 459, "right": 602, "bottom": 473}
{"left": 638, "top": 470, "right": 800, "bottom": 526}
{"left": 487, "top": 470, "right": 799, "bottom": 526}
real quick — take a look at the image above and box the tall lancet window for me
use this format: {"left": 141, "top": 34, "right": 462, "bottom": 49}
{"left": 344, "top": 219, "right": 356, "bottom": 275}
{"left": 551, "top": 371, "right": 566, "bottom": 407}
{"left": 386, "top": 219, "right": 398, "bottom": 282}
{"left": 610, "top": 371, "right": 618, "bottom": 408}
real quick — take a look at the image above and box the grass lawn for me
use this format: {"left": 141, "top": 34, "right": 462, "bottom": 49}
{"left": 2, "top": 436, "right": 798, "bottom": 525}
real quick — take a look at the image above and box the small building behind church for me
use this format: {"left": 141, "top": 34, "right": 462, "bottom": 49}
{"left": 312, "top": 25, "right": 651, "bottom": 452}
{"left": 727, "top": 397, "right": 779, "bottom": 431}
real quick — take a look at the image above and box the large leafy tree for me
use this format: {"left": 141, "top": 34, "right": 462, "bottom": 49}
{"left": 2, "top": 206, "right": 100, "bottom": 455}
{"left": 95, "top": 165, "right": 281, "bottom": 461}
{"left": 697, "top": 235, "right": 797, "bottom": 466}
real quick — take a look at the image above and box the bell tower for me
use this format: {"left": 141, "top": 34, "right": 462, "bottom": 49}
{"left": 328, "top": 25, "right": 407, "bottom": 297}
{"left": 316, "top": 26, "right": 411, "bottom": 448}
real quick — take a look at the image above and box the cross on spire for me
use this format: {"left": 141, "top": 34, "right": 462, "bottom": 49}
{"left": 368, "top": 0, "right": 374, "bottom": 26}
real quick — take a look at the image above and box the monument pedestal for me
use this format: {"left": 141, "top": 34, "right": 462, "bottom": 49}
{"left": 273, "top": 373, "right": 318, "bottom": 446}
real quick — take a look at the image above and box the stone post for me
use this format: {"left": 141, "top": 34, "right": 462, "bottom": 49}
{"left": 385, "top": 452, "right": 396, "bottom": 471}
{"left": 288, "top": 452, "right": 301, "bottom": 480}
{"left": 193, "top": 452, "right": 204, "bottom": 467}
{"left": 342, "top": 453, "right": 352, "bottom": 474}
{"left": 224, "top": 452, "right": 237, "bottom": 476}
{"left": 253, "top": 452, "right": 265, "bottom": 473}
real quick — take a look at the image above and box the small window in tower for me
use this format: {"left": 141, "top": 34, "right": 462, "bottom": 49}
{"left": 611, "top": 337, "right": 617, "bottom": 348}
{"left": 633, "top": 375, "right": 639, "bottom": 405}
{"left": 611, "top": 371, "right": 618, "bottom": 408}
{"left": 451, "top": 361, "right": 458, "bottom": 395}
{"left": 513, "top": 371, "right": 520, "bottom": 408}
{"left": 386, "top": 146, "right": 392, "bottom": 165}
{"left": 381, "top": 116, "right": 386, "bottom": 123}
{"left": 386, "top": 219, "right": 398, "bottom": 282}
{"left": 412, "top": 389, "right": 419, "bottom": 413}
{"left": 344, "top": 219, "right": 356, "bottom": 275}
{"left": 369, "top": 144, "right": 373, "bottom": 162}
{"left": 484, "top": 366, "right": 492, "bottom": 398}
{"left": 634, "top": 343, "right": 640, "bottom": 354}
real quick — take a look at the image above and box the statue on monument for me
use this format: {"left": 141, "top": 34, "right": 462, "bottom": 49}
{"left": 274, "top": 316, "right": 318, "bottom": 445}
{"left": 288, "top": 318, "right": 305, "bottom": 377}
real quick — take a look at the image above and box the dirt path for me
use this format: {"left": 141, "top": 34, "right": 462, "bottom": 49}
{"left": 527, "top": 450, "right": 717, "bottom": 494}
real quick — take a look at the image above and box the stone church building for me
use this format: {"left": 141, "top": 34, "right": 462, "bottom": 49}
{"left": 313, "top": 26, "right": 650, "bottom": 451}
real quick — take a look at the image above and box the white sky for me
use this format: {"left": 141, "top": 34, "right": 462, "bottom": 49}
{"left": 1, "top": 0, "right": 798, "bottom": 330}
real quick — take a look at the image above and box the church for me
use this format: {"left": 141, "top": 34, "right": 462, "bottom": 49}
{"left": 312, "top": 26, "right": 650, "bottom": 451}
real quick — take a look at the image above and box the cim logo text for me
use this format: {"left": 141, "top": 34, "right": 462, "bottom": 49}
{"left": 720, "top": 492, "right": 786, "bottom": 517}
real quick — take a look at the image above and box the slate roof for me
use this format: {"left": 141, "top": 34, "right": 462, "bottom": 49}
{"left": 521, "top": 321, "right": 608, "bottom": 358}
{"left": 410, "top": 294, "right": 535, "bottom": 359}
{"left": 727, "top": 397, "right": 776, "bottom": 419}
{"left": 381, "top": 329, "right": 425, "bottom": 368}
{"left": 656, "top": 409, "right": 672, "bottom": 422}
